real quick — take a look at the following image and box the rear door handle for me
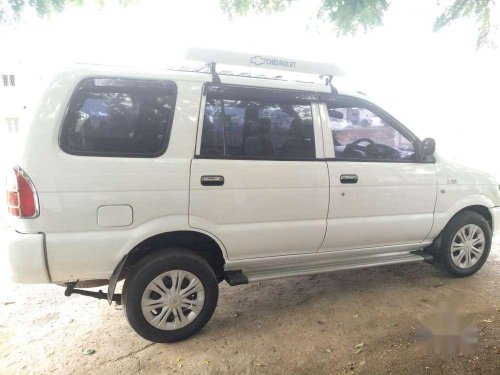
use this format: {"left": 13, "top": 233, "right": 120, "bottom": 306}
{"left": 201, "top": 175, "right": 225, "bottom": 186}
{"left": 340, "top": 174, "right": 358, "bottom": 184}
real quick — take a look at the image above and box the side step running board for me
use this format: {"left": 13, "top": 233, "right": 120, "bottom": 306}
{"left": 233, "top": 250, "right": 432, "bottom": 284}
{"left": 224, "top": 270, "right": 249, "bottom": 286}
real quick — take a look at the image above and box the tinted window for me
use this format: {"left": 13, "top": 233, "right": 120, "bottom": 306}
{"left": 201, "top": 86, "right": 315, "bottom": 159}
{"left": 328, "top": 103, "right": 416, "bottom": 161}
{"left": 61, "top": 78, "right": 176, "bottom": 157}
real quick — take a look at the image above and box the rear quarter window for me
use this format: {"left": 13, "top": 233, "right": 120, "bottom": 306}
{"left": 60, "top": 78, "right": 177, "bottom": 157}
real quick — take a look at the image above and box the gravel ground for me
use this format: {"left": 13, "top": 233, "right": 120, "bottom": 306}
{"left": 0, "top": 221, "right": 499, "bottom": 375}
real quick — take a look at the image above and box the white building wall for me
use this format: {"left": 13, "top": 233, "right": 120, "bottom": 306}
{"left": 0, "top": 60, "right": 46, "bottom": 155}
{"left": 0, "top": 60, "right": 46, "bottom": 218}
{"left": 1, "top": 61, "right": 23, "bottom": 159}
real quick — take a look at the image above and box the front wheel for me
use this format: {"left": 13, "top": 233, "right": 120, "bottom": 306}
{"left": 437, "top": 210, "right": 492, "bottom": 277}
{"left": 122, "top": 248, "right": 219, "bottom": 343}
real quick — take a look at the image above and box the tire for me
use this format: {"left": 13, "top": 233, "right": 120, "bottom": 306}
{"left": 122, "top": 248, "right": 219, "bottom": 343}
{"left": 436, "top": 210, "right": 492, "bottom": 277}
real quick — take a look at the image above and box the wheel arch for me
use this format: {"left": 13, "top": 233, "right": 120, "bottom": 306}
{"left": 460, "top": 205, "right": 493, "bottom": 228}
{"left": 121, "top": 230, "right": 227, "bottom": 280}
{"left": 425, "top": 202, "right": 493, "bottom": 256}
{"left": 439, "top": 203, "right": 493, "bottom": 239}
{"left": 105, "top": 229, "right": 227, "bottom": 304}
{"left": 429, "top": 193, "right": 494, "bottom": 240}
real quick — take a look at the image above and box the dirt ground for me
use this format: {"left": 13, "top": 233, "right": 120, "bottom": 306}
{"left": 0, "top": 222, "right": 499, "bottom": 375}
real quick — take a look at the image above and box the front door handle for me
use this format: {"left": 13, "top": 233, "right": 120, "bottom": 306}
{"left": 340, "top": 174, "right": 358, "bottom": 184}
{"left": 201, "top": 175, "right": 225, "bottom": 186}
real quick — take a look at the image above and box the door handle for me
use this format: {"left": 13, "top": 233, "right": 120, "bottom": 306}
{"left": 340, "top": 174, "right": 358, "bottom": 184}
{"left": 201, "top": 175, "right": 225, "bottom": 186}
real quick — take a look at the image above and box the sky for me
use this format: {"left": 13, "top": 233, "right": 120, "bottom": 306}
{"left": 1, "top": 0, "right": 500, "bottom": 177}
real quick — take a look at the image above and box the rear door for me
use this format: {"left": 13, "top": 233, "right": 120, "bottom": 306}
{"left": 319, "top": 96, "right": 437, "bottom": 252}
{"left": 189, "top": 84, "right": 329, "bottom": 260}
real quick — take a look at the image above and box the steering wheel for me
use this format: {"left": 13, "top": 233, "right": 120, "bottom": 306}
{"left": 351, "top": 138, "right": 375, "bottom": 147}
{"left": 365, "top": 143, "right": 401, "bottom": 159}
{"left": 342, "top": 138, "right": 375, "bottom": 159}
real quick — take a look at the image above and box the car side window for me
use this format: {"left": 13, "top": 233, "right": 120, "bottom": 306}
{"left": 200, "top": 86, "right": 315, "bottom": 159}
{"left": 328, "top": 103, "right": 416, "bottom": 161}
{"left": 61, "top": 78, "right": 176, "bottom": 157}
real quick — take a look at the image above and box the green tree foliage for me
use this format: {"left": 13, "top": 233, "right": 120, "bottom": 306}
{"left": 433, "top": 0, "right": 494, "bottom": 48}
{"left": 318, "top": 0, "right": 389, "bottom": 34}
{"left": 1, "top": 0, "right": 83, "bottom": 21}
{"left": 1, "top": 0, "right": 496, "bottom": 48}
{"left": 220, "top": 0, "right": 497, "bottom": 48}
{"left": 0, "top": 0, "right": 129, "bottom": 22}
{"left": 219, "top": 0, "right": 294, "bottom": 17}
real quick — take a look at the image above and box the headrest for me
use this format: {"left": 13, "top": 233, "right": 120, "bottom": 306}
{"left": 257, "top": 117, "right": 272, "bottom": 133}
{"left": 301, "top": 120, "right": 314, "bottom": 139}
{"left": 289, "top": 118, "right": 313, "bottom": 139}
{"left": 289, "top": 118, "right": 303, "bottom": 137}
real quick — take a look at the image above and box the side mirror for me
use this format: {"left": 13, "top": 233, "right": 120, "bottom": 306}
{"left": 422, "top": 138, "right": 436, "bottom": 156}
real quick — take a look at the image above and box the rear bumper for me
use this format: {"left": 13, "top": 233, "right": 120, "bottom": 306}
{"left": 490, "top": 206, "right": 500, "bottom": 239}
{"left": 1, "top": 231, "right": 51, "bottom": 284}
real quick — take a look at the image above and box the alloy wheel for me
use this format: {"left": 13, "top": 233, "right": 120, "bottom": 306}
{"left": 450, "top": 224, "right": 485, "bottom": 269}
{"left": 141, "top": 270, "right": 205, "bottom": 330}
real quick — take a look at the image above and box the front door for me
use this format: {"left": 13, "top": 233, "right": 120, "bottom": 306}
{"left": 189, "top": 84, "right": 329, "bottom": 260}
{"left": 319, "top": 96, "right": 437, "bottom": 252}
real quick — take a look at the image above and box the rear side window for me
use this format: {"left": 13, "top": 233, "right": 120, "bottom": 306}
{"left": 61, "top": 78, "right": 176, "bottom": 157}
{"left": 200, "top": 85, "right": 315, "bottom": 159}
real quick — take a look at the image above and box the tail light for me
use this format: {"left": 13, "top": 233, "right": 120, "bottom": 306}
{"left": 6, "top": 166, "right": 39, "bottom": 218}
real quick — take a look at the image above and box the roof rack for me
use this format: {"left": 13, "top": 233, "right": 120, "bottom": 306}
{"left": 186, "top": 48, "right": 343, "bottom": 93}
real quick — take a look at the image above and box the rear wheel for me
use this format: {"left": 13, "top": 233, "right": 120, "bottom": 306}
{"left": 437, "top": 211, "right": 492, "bottom": 277}
{"left": 122, "top": 248, "right": 219, "bottom": 343}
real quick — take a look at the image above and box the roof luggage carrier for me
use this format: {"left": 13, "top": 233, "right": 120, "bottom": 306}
{"left": 186, "top": 48, "right": 343, "bottom": 94}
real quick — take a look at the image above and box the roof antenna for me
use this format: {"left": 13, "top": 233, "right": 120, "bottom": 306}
{"left": 207, "top": 62, "right": 221, "bottom": 84}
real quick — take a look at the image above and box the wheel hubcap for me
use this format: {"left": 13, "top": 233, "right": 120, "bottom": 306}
{"left": 141, "top": 270, "right": 205, "bottom": 331}
{"left": 450, "top": 224, "right": 485, "bottom": 269}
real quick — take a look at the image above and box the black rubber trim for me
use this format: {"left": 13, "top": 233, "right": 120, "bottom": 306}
{"left": 203, "top": 82, "right": 321, "bottom": 101}
{"left": 327, "top": 95, "right": 420, "bottom": 146}
{"left": 41, "top": 232, "right": 52, "bottom": 282}
{"left": 324, "top": 158, "right": 435, "bottom": 164}
{"left": 107, "top": 255, "right": 128, "bottom": 305}
{"left": 224, "top": 270, "right": 248, "bottom": 286}
{"left": 326, "top": 95, "right": 436, "bottom": 163}
{"left": 59, "top": 77, "right": 177, "bottom": 158}
{"left": 410, "top": 250, "right": 434, "bottom": 263}
{"left": 196, "top": 89, "right": 435, "bottom": 164}
{"left": 194, "top": 155, "right": 321, "bottom": 162}
{"left": 194, "top": 155, "right": 435, "bottom": 164}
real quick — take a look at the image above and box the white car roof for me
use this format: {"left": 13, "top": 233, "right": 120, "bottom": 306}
{"left": 62, "top": 62, "right": 364, "bottom": 99}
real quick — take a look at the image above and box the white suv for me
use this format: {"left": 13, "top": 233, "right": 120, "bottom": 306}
{"left": 4, "top": 52, "right": 500, "bottom": 343}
